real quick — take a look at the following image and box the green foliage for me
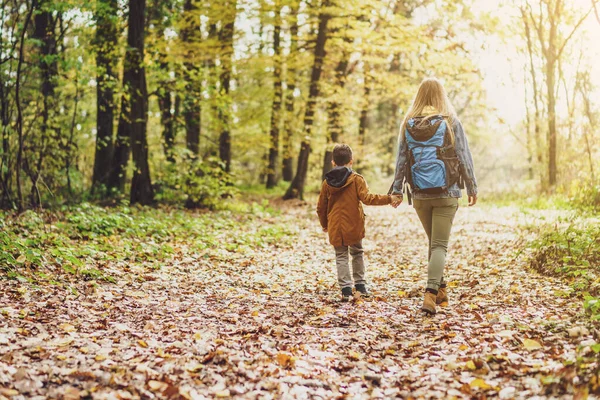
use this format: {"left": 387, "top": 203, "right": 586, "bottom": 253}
{"left": 566, "top": 180, "right": 600, "bottom": 213}
{"left": 155, "top": 155, "right": 237, "bottom": 210}
{"left": 0, "top": 201, "right": 283, "bottom": 285}
{"left": 529, "top": 219, "right": 600, "bottom": 314}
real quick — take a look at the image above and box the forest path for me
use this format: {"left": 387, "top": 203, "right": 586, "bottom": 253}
{"left": 0, "top": 202, "right": 592, "bottom": 399}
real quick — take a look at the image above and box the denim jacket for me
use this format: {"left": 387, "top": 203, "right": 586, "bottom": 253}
{"left": 392, "top": 118, "right": 478, "bottom": 199}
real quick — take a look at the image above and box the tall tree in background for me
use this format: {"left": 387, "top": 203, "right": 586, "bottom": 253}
{"left": 284, "top": 2, "right": 331, "bottom": 200}
{"left": 29, "top": 0, "right": 59, "bottom": 207}
{"left": 92, "top": 0, "right": 119, "bottom": 188}
{"left": 527, "top": 0, "right": 596, "bottom": 187}
{"left": 218, "top": 0, "right": 237, "bottom": 172}
{"left": 181, "top": 0, "right": 201, "bottom": 156}
{"left": 127, "top": 0, "right": 153, "bottom": 204}
{"left": 281, "top": 1, "right": 300, "bottom": 182}
{"left": 322, "top": 30, "right": 352, "bottom": 179}
{"left": 266, "top": 2, "right": 283, "bottom": 189}
{"left": 149, "top": 0, "right": 176, "bottom": 162}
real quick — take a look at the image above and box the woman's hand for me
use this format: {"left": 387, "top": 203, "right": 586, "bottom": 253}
{"left": 468, "top": 195, "right": 477, "bottom": 206}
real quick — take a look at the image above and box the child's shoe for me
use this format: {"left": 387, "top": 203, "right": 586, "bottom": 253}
{"left": 436, "top": 284, "right": 448, "bottom": 305}
{"left": 355, "top": 284, "right": 370, "bottom": 298}
{"left": 421, "top": 290, "right": 437, "bottom": 314}
{"left": 341, "top": 287, "right": 353, "bottom": 302}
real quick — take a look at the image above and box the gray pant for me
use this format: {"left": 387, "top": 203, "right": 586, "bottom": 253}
{"left": 334, "top": 240, "right": 365, "bottom": 289}
{"left": 413, "top": 198, "right": 458, "bottom": 291}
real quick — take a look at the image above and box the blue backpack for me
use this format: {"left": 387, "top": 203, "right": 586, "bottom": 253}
{"left": 404, "top": 115, "right": 462, "bottom": 195}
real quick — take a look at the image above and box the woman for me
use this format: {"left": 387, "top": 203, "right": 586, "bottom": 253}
{"left": 391, "top": 77, "right": 478, "bottom": 315}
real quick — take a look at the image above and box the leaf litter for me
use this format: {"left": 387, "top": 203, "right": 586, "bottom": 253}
{"left": 0, "top": 203, "right": 597, "bottom": 399}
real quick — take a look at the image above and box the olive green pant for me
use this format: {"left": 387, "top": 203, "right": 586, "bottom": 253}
{"left": 413, "top": 197, "right": 459, "bottom": 291}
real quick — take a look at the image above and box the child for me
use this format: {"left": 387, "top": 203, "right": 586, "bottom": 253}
{"left": 317, "top": 144, "right": 402, "bottom": 301}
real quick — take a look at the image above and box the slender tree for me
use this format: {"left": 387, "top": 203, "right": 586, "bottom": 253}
{"left": 127, "top": 0, "right": 153, "bottom": 204}
{"left": 528, "top": 0, "right": 596, "bottom": 187}
{"left": 181, "top": 0, "right": 201, "bottom": 156}
{"left": 92, "top": 0, "right": 119, "bottom": 188}
{"left": 29, "top": 0, "right": 59, "bottom": 207}
{"left": 322, "top": 45, "right": 351, "bottom": 179}
{"left": 266, "top": 2, "right": 283, "bottom": 188}
{"left": 15, "top": 0, "right": 36, "bottom": 211}
{"left": 281, "top": 1, "right": 299, "bottom": 182}
{"left": 284, "top": 2, "right": 331, "bottom": 200}
{"left": 218, "top": 0, "right": 237, "bottom": 172}
{"left": 150, "top": 0, "right": 176, "bottom": 162}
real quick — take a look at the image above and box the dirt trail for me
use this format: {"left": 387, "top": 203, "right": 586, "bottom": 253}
{"left": 0, "top": 203, "right": 592, "bottom": 399}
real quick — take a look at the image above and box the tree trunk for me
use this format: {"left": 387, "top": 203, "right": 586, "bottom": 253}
{"left": 151, "top": 0, "right": 176, "bottom": 162}
{"left": 218, "top": 0, "right": 237, "bottom": 173}
{"left": 266, "top": 4, "right": 283, "bottom": 189}
{"left": 182, "top": 0, "right": 200, "bottom": 156}
{"left": 281, "top": 2, "right": 299, "bottom": 182}
{"left": 284, "top": 4, "right": 330, "bottom": 200}
{"left": 521, "top": 6, "right": 544, "bottom": 187}
{"left": 546, "top": 59, "right": 557, "bottom": 187}
{"left": 108, "top": 107, "right": 130, "bottom": 191}
{"left": 322, "top": 51, "right": 349, "bottom": 179}
{"left": 158, "top": 71, "right": 175, "bottom": 162}
{"left": 15, "top": 1, "right": 36, "bottom": 211}
{"left": 92, "top": 0, "right": 119, "bottom": 189}
{"left": 580, "top": 79, "right": 596, "bottom": 180}
{"left": 31, "top": 3, "right": 59, "bottom": 207}
{"left": 126, "top": 0, "right": 153, "bottom": 205}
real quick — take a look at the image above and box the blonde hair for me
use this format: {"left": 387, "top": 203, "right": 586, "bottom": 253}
{"left": 400, "top": 77, "right": 456, "bottom": 145}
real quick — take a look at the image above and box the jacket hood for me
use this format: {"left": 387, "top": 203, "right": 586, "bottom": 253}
{"left": 325, "top": 166, "right": 354, "bottom": 189}
{"left": 407, "top": 114, "right": 446, "bottom": 142}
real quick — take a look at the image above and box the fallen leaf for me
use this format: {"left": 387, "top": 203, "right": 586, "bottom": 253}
{"left": 0, "top": 388, "right": 19, "bottom": 397}
{"left": 148, "top": 380, "right": 168, "bottom": 392}
{"left": 60, "top": 323, "right": 75, "bottom": 332}
{"left": 523, "top": 339, "right": 543, "bottom": 350}
{"left": 470, "top": 378, "right": 492, "bottom": 390}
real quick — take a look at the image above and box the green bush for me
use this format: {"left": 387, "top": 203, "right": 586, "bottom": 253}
{"left": 530, "top": 221, "right": 600, "bottom": 295}
{"left": 155, "top": 154, "right": 237, "bottom": 210}
{"left": 567, "top": 180, "right": 600, "bottom": 213}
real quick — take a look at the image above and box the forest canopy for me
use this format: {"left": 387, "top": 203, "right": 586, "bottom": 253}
{"left": 0, "top": 0, "right": 599, "bottom": 210}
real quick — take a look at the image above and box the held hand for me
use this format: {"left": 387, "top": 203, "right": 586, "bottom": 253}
{"left": 323, "top": 228, "right": 328, "bottom": 233}
{"left": 468, "top": 195, "right": 477, "bottom": 207}
{"left": 390, "top": 195, "right": 403, "bottom": 208}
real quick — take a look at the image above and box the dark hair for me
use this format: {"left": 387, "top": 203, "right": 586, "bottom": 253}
{"left": 332, "top": 144, "right": 353, "bottom": 166}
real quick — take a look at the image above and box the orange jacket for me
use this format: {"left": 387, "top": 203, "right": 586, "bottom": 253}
{"left": 317, "top": 170, "right": 391, "bottom": 247}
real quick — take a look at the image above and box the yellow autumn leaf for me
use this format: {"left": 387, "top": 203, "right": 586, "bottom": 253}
{"left": 95, "top": 354, "right": 107, "bottom": 361}
{"left": 187, "top": 364, "right": 203, "bottom": 373}
{"left": 458, "top": 344, "right": 469, "bottom": 351}
{"left": 276, "top": 352, "right": 295, "bottom": 367}
{"left": 137, "top": 340, "right": 148, "bottom": 348}
{"left": 215, "top": 390, "right": 230, "bottom": 398}
{"left": 56, "top": 355, "right": 67, "bottom": 360}
{"left": 348, "top": 351, "right": 361, "bottom": 361}
{"left": 60, "top": 323, "right": 75, "bottom": 332}
{"left": 470, "top": 378, "right": 492, "bottom": 390}
{"left": 465, "top": 360, "right": 476, "bottom": 370}
{"left": 79, "top": 347, "right": 89, "bottom": 354}
{"left": 523, "top": 339, "right": 542, "bottom": 350}
{"left": 397, "top": 290, "right": 407, "bottom": 297}
{"left": 251, "top": 310, "right": 259, "bottom": 317}
{"left": 192, "top": 332, "right": 202, "bottom": 341}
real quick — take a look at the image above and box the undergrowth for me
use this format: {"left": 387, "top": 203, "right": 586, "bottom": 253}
{"left": 0, "top": 200, "right": 290, "bottom": 287}
{"left": 527, "top": 216, "right": 600, "bottom": 320}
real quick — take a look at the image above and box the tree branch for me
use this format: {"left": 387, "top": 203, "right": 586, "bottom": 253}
{"left": 556, "top": 1, "right": 598, "bottom": 60}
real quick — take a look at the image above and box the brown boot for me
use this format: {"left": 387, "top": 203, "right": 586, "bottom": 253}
{"left": 422, "top": 291, "right": 437, "bottom": 315}
{"left": 436, "top": 285, "right": 448, "bottom": 305}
